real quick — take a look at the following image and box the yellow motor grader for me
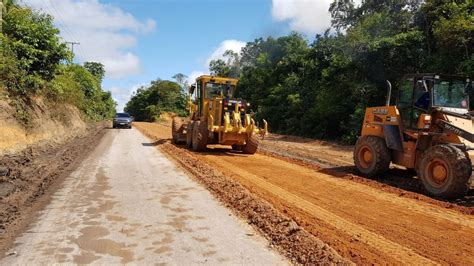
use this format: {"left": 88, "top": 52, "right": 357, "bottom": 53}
{"left": 172, "top": 75, "right": 267, "bottom": 154}
{"left": 354, "top": 74, "right": 473, "bottom": 199}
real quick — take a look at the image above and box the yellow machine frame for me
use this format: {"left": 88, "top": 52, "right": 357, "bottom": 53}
{"left": 172, "top": 75, "right": 267, "bottom": 154}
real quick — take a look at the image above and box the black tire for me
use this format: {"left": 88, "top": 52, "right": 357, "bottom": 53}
{"left": 231, "top": 144, "right": 242, "bottom": 151}
{"left": 186, "top": 123, "right": 194, "bottom": 149}
{"left": 354, "top": 136, "right": 391, "bottom": 178}
{"left": 418, "top": 144, "right": 471, "bottom": 199}
{"left": 192, "top": 121, "right": 208, "bottom": 152}
{"left": 172, "top": 117, "right": 183, "bottom": 144}
{"left": 242, "top": 134, "right": 259, "bottom": 154}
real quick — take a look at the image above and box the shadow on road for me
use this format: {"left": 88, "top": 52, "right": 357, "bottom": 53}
{"left": 142, "top": 139, "right": 168, "bottom": 146}
{"left": 321, "top": 165, "right": 474, "bottom": 207}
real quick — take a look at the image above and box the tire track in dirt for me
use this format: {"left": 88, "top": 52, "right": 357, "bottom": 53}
{"left": 134, "top": 122, "right": 474, "bottom": 265}
{"left": 0, "top": 123, "right": 108, "bottom": 253}
{"left": 209, "top": 158, "right": 435, "bottom": 265}
{"left": 134, "top": 122, "right": 350, "bottom": 265}
{"left": 260, "top": 133, "right": 474, "bottom": 208}
{"left": 198, "top": 151, "right": 474, "bottom": 265}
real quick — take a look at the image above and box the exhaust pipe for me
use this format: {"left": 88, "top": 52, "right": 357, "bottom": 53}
{"left": 386, "top": 80, "right": 392, "bottom": 106}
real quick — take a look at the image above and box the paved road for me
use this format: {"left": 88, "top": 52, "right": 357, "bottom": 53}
{"left": 2, "top": 128, "right": 286, "bottom": 265}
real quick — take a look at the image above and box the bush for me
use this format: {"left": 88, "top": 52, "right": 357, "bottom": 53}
{"left": 125, "top": 79, "right": 187, "bottom": 121}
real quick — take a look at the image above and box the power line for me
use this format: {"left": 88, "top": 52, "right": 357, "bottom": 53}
{"left": 21, "top": 0, "right": 88, "bottom": 64}
{"left": 42, "top": 0, "right": 87, "bottom": 62}
{"left": 66, "top": 41, "right": 80, "bottom": 58}
{"left": 46, "top": 0, "right": 77, "bottom": 39}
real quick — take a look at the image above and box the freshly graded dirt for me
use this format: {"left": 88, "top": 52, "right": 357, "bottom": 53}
{"left": 134, "top": 122, "right": 474, "bottom": 265}
{"left": 260, "top": 133, "right": 474, "bottom": 208}
{"left": 135, "top": 122, "right": 349, "bottom": 265}
{"left": 0, "top": 123, "right": 107, "bottom": 252}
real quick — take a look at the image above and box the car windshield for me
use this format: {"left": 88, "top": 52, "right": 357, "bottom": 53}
{"left": 432, "top": 79, "right": 469, "bottom": 109}
{"left": 204, "top": 82, "right": 235, "bottom": 99}
{"left": 115, "top": 113, "right": 131, "bottom": 118}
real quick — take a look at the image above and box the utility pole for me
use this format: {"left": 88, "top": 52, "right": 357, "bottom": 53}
{"left": 66, "top": 41, "right": 80, "bottom": 60}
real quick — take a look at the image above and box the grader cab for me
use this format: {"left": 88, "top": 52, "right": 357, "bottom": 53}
{"left": 172, "top": 75, "right": 267, "bottom": 154}
{"left": 354, "top": 74, "right": 473, "bottom": 199}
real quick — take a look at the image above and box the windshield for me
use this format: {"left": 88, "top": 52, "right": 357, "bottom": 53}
{"left": 115, "top": 113, "right": 131, "bottom": 118}
{"left": 432, "top": 79, "right": 469, "bottom": 109}
{"left": 204, "top": 82, "right": 235, "bottom": 99}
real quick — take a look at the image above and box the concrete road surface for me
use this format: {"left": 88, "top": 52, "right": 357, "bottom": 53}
{"left": 2, "top": 128, "right": 287, "bottom": 265}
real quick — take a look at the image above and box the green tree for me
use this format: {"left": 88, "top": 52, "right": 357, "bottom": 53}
{"left": 3, "top": 4, "right": 70, "bottom": 82}
{"left": 209, "top": 59, "right": 231, "bottom": 77}
{"left": 1, "top": 4, "right": 115, "bottom": 124}
{"left": 84, "top": 62, "right": 105, "bottom": 82}
{"left": 172, "top": 73, "right": 189, "bottom": 93}
{"left": 125, "top": 79, "right": 187, "bottom": 121}
{"left": 209, "top": 49, "right": 242, "bottom": 78}
{"left": 415, "top": 0, "right": 474, "bottom": 75}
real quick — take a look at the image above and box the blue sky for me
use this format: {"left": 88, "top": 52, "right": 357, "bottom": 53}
{"left": 27, "top": 0, "right": 339, "bottom": 111}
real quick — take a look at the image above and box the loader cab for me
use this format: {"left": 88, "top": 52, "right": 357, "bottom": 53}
{"left": 396, "top": 74, "right": 470, "bottom": 130}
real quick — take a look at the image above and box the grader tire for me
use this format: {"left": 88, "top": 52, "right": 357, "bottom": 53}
{"left": 354, "top": 136, "right": 391, "bottom": 178}
{"left": 418, "top": 144, "right": 471, "bottom": 199}
{"left": 172, "top": 117, "right": 183, "bottom": 144}
{"left": 242, "top": 135, "right": 259, "bottom": 154}
{"left": 186, "top": 123, "right": 194, "bottom": 149}
{"left": 192, "top": 121, "right": 208, "bottom": 152}
{"left": 231, "top": 144, "right": 242, "bottom": 151}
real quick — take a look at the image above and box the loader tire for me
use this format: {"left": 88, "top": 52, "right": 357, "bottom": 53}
{"left": 418, "top": 144, "right": 471, "bottom": 199}
{"left": 242, "top": 134, "right": 259, "bottom": 154}
{"left": 354, "top": 136, "right": 390, "bottom": 178}
{"left": 192, "top": 121, "right": 208, "bottom": 152}
{"left": 186, "top": 122, "right": 194, "bottom": 149}
{"left": 172, "top": 117, "right": 183, "bottom": 144}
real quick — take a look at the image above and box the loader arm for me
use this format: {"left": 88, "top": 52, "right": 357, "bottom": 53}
{"left": 436, "top": 119, "right": 474, "bottom": 143}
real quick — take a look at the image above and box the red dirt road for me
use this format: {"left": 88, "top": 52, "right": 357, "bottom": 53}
{"left": 135, "top": 122, "right": 474, "bottom": 265}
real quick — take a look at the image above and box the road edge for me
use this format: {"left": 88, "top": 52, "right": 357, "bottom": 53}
{"left": 0, "top": 123, "right": 109, "bottom": 256}
{"left": 134, "top": 123, "right": 352, "bottom": 265}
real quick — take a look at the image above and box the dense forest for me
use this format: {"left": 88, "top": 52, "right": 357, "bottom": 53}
{"left": 1, "top": 2, "right": 116, "bottom": 125}
{"left": 124, "top": 77, "right": 188, "bottom": 121}
{"left": 209, "top": 0, "right": 473, "bottom": 143}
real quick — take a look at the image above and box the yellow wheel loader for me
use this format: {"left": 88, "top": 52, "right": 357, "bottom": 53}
{"left": 354, "top": 74, "right": 473, "bottom": 199}
{"left": 172, "top": 75, "right": 267, "bottom": 154}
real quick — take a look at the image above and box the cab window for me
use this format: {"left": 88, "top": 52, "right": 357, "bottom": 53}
{"left": 204, "top": 83, "right": 235, "bottom": 98}
{"left": 397, "top": 78, "right": 414, "bottom": 128}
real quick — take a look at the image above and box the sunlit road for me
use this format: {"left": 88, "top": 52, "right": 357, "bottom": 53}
{"left": 2, "top": 128, "right": 286, "bottom": 265}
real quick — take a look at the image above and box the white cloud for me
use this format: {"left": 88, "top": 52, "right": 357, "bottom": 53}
{"left": 272, "top": 0, "right": 333, "bottom": 34}
{"left": 187, "top": 71, "right": 205, "bottom": 85}
{"left": 186, "top": 39, "right": 245, "bottom": 91}
{"left": 206, "top": 40, "right": 246, "bottom": 65}
{"left": 109, "top": 83, "right": 148, "bottom": 112}
{"left": 272, "top": 0, "right": 362, "bottom": 34}
{"left": 26, "top": 0, "right": 156, "bottom": 79}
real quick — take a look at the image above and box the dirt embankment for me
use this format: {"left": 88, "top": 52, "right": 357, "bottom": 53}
{"left": 0, "top": 123, "right": 107, "bottom": 252}
{"left": 0, "top": 96, "right": 87, "bottom": 156}
{"left": 134, "top": 122, "right": 474, "bottom": 265}
{"left": 0, "top": 96, "right": 109, "bottom": 252}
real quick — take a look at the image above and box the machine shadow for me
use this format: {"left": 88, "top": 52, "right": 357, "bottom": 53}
{"left": 141, "top": 139, "right": 168, "bottom": 146}
{"left": 171, "top": 142, "right": 474, "bottom": 207}
{"left": 320, "top": 165, "right": 474, "bottom": 207}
